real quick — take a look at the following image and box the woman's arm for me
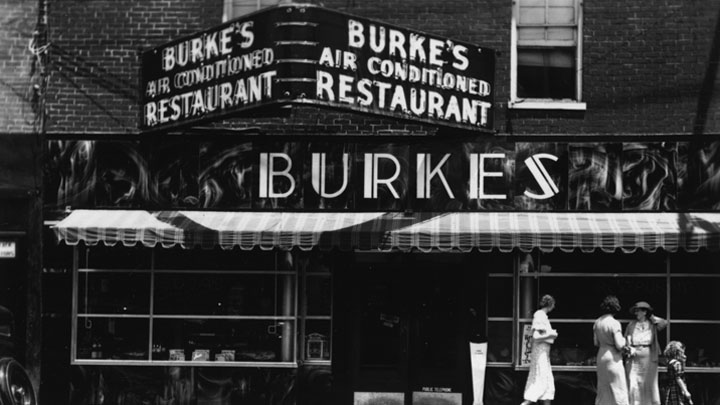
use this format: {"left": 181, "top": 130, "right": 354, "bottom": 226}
{"left": 532, "top": 328, "right": 557, "bottom": 342}
{"left": 593, "top": 328, "right": 599, "bottom": 347}
{"left": 651, "top": 315, "right": 668, "bottom": 331}
{"left": 612, "top": 328, "right": 626, "bottom": 350}
{"left": 624, "top": 321, "right": 634, "bottom": 346}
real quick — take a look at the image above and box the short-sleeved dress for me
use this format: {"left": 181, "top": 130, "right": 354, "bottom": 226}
{"left": 665, "top": 359, "right": 689, "bottom": 405}
{"left": 523, "top": 310, "right": 555, "bottom": 401}
{"left": 594, "top": 314, "right": 629, "bottom": 405}
{"left": 625, "top": 320, "right": 661, "bottom": 405}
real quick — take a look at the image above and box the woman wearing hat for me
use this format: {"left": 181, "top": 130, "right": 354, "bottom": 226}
{"left": 624, "top": 301, "right": 668, "bottom": 405}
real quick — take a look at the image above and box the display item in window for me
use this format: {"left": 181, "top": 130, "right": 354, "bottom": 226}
{"left": 664, "top": 341, "right": 693, "bottom": 405}
{"left": 593, "top": 295, "right": 629, "bottom": 405}
{"left": 191, "top": 349, "right": 210, "bottom": 361}
{"left": 521, "top": 294, "right": 557, "bottom": 405}
{"left": 624, "top": 301, "right": 668, "bottom": 405}
{"left": 214, "top": 350, "right": 236, "bottom": 362}
{"left": 169, "top": 349, "right": 185, "bottom": 361}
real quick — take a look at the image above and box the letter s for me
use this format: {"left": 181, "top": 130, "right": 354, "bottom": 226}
{"left": 452, "top": 45, "right": 469, "bottom": 70}
{"left": 239, "top": 21, "right": 254, "bottom": 48}
{"left": 524, "top": 153, "right": 559, "bottom": 200}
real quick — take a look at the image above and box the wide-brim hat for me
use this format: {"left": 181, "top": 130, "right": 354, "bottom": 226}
{"left": 630, "top": 301, "right": 653, "bottom": 314}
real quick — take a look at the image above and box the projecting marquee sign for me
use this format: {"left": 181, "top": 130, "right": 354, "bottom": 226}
{"left": 139, "top": 4, "right": 496, "bottom": 132}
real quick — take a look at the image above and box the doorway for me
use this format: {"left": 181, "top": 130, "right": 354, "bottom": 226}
{"left": 340, "top": 253, "right": 485, "bottom": 405}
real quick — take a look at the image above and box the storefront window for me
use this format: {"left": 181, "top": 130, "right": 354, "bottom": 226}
{"left": 487, "top": 276, "right": 513, "bottom": 318}
{"left": 72, "top": 246, "right": 297, "bottom": 367}
{"left": 152, "top": 319, "right": 294, "bottom": 363}
{"left": 517, "top": 251, "right": 668, "bottom": 369}
{"left": 670, "top": 324, "right": 720, "bottom": 368}
{"left": 487, "top": 321, "right": 512, "bottom": 364}
{"left": 77, "top": 271, "right": 150, "bottom": 314}
{"left": 487, "top": 254, "right": 514, "bottom": 366}
{"left": 299, "top": 253, "right": 333, "bottom": 362}
{"left": 511, "top": 250, "right": 720, "bottom": 372}
{"left": 76, "top": 318, "right": 149, "bottom": 361}
{"left": 669, "top": 251, "right": 720, "bottom": 369}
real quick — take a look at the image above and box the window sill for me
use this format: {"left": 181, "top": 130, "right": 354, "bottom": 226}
{"left": 72, "top": 359, "right": 299, "bottom": 368}
{"left": 508, "top": 99, "right": 587, "bottom": 111}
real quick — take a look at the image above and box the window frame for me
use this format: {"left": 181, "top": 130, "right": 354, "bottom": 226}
{"left": 510, "top": 0, "right": 586, "bottom": 110}
{"left": 299, "top": 256, "right": 333, "bottom": 364}
{"left": 500, "top": 251, "right": 720, "bottom": 373}
{"left": 70, "top": 246, "right": 299, "bottom": 368}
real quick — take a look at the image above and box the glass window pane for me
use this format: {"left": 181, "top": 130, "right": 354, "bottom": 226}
{"left": 519, "top": 6, "right": 547, "bottom": 25}
{"left": 306, "top": 276, "right": 332, "bottom": 316}
{"left": 548, "top": 6, "right": 575, "bottom": 24}
{"left": 518, "top": 48, "right": 574, "bottom": 68}
{"left": 520, "top": 322, "right": 596, "bottom": 366}
{"left": 302, "top": 252, "right": 333, "bottom": 274}
{"left": 547, "top": 27, "right": 576, "bottom": 41}
{"left": 518, "top": 27, "right": 547, "bottom": 41}
{"left": 519, "top": 0, "right": 546, "bottom": 7}
{"left": 154, "top": 248, "right": 278, "bottom": 271}
{"left": 549, "top": 0, "right": 575, "bottom": 6}
{"left": 487, "top": 321, "right": 512, "bottom": 363}
{"left": 78, "top": 272, "right": 150, "bottom": 314}
{"left": 82, "top": 245, "right": 151, "bottom": 270}
{"left": 305, "top": 319, "right": 331, "bottom": 360}
{"left": 670, "top": 277, "right": 720, "bottom": 319}
{"left": 485, "top": 254, "right": 513, "bottom": 273}
{"left": 154, "top": 273, "right": 292, "bottom": 316}
{"left": 530, "top": 276, "right": 666, "bottom": 320}
{"left": 488, "top": 277, "right": 513, "bottom": 318}
{"left": 518, "top": 48, "right": 575, "bottom": 99}
{"left": 76, "top": 317, "right": 149, "bottom": 360}
{"left": 536, "top": 251, "right": 666, "bottom": 274}
{"left": 231, "top": 5, "right": 257, "bottom": 19}
{"left": 671, "top": 251, "right": 720, "bottom": 274}
{"left": 669, "top": 324, "right": 720, "bottom": 368}
{"left": 152, "top": 319, "right": 295, "bottom": 362}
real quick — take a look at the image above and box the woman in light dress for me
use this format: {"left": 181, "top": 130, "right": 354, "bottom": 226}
{"left": 594, "top": 295, "right": 629, "bottom": 405}
{"left": 521, "top": 294, "right": 558, "bottom": 405}
{"left": 624, "top": 301, "right": 668, "bottom": 405}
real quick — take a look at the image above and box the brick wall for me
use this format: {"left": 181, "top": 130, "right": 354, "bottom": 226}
{"left": 0, "top": 0, "right": 40, "bottom": 132}
{"left": 45, "top": 0, "right": 720, "bottom": 136}
{"left": 46, "top": 0, "right": 221, "bottom": 134}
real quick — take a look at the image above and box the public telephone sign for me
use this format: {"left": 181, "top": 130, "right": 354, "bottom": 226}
{"left": 0, "top": 241, "right": 16, "bottom": 259}
{"left": 139, "top": 4, "right": 495, "bottom": 132}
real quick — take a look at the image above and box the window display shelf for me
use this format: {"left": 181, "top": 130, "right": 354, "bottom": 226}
{"left": 72, "top": 359, "right": 299, "bottom": 368}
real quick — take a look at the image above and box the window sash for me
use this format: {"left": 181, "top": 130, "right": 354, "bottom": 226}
{"left": 511, "top": 0, "right": 583, "bottom": 103}
{"left": 225, "top": 0, "right": 278, "bottom": 21}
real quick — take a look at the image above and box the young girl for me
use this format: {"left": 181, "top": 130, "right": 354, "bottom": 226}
{"left": 664, "top": 341, "right": 693, "bottom": 405}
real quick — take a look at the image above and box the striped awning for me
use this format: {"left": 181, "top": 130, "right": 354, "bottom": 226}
{"left": 52, "top": 210, "right": 720, "bottom": 252}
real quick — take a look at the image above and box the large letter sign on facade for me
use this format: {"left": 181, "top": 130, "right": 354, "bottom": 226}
{"left": 140, "top": 4, "right": 496, "bottom": 132}
{"left": 524, "top": 154, "right": 560, "bottom": 200}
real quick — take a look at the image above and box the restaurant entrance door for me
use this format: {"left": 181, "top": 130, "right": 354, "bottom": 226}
{"left": 346, "top": 254, "right": 479, "bottom": 405}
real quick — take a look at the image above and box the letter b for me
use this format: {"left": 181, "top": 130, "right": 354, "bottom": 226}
{"left": 348, "top": 19, "right": 365, "bottom": 48}
{"left": 259, "top": 153, "right": 296, "bottom": 198}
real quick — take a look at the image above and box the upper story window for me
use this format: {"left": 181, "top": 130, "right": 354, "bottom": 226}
{"left": 510, "top": 0, "right": 585, "bottom": 110}
{"left": 224, "top": 0, "right": 279, "bottom": 21}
